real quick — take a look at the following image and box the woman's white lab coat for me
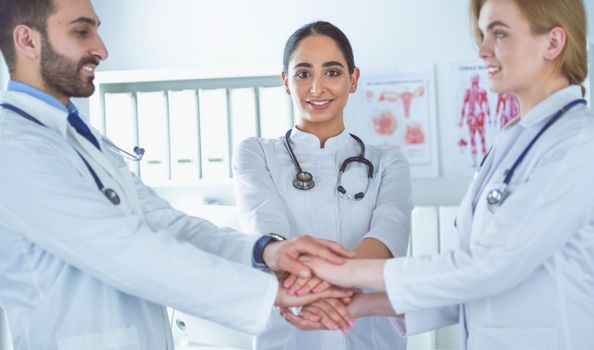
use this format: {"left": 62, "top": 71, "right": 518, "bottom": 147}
{"left": 385, "top": 86, "right": 594, "bottom": 350}
{"left": 233, "top": 127, "right": 413, "bottom": 350}
{"left": 0, "top": 91, "right": 278, "bottom": 350}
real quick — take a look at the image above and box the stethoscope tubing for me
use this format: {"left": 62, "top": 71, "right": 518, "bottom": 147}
{"left": 284, "top": 128, "right": 374, "bottom": 199}
{"left": 484, "top": 98, "right": 586, "bottom": 210}
{"left": 501, "top": 98, "right": 586, "bottom": 186}
{"left": 0, "top": 103, "right": 129, "bottom": 205}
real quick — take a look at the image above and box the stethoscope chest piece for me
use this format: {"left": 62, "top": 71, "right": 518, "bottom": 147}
{"left": 293, "top": 171, "right": 315, "bottom": 190}
{"left": 103, "top": 188, "right": 121, "bottom": 205}
{"left": 486, "top": 187, "right": 509, "bottom": 212}
{"left": 480, "top": 98, "right": 586, "bottom": 213}
{"left": 283, "top": 129, "right": 374, "bottom": 200}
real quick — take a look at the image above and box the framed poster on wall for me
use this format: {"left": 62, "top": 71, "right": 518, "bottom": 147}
{"left": 355, "top": 65, "right": 439, "bottom": 178}
{"left": 584, "top": 36, "right": 594, "bottom": 108}
{"left": 450, "top": 60, "right": 520, "bottom": 176}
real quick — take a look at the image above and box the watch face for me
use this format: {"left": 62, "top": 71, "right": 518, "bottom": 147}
{"left": 269, "top": 233, "right": 287, "bottom": 241}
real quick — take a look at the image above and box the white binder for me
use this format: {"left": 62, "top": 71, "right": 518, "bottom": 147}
{"left": 104, "top": 93, "right": 139, "bottom": 175}
{"left": 258, "top": 86, "right": 292, "bottom": 138}
{"left": 198, "top": 89, "right": 229, "bottom": 180}
{"left": 137, "top": 91, "right": 170, "bottom": 184}
{"left": 229, "top": 88, "right": 257, "bottom": 167}
{"left": 168, "top": 90, "right": 200, "bottom": 182}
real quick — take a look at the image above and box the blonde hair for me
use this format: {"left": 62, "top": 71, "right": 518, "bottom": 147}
{"left": 469, "top": 0, "right": 588, "bottom": 90}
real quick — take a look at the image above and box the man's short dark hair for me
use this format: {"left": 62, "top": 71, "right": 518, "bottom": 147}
{"left": 0, "top": 0, "right": 55, "bottom": 73}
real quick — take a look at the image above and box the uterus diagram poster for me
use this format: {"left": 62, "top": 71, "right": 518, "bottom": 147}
{"left": 356, "top": 66, "right": 438, "bottom": 178}
{"left": 451, "top": 61, "right": 519, "bottom": 176}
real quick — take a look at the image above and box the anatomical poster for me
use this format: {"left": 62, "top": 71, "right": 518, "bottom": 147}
{"left": 580, "top": 37, "right": 594, "bottom": 105}
{"left": 356, "top": 66, "right": 438, "bottom": 178}
{"left": 452, "top": 61, "right": 519, "bottom": 175}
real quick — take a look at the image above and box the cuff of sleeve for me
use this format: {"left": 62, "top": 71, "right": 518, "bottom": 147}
{"left": 388, "top": 315, "right": 408, "bottom": 337}
{"left": 383, "top": 258, "right": 405, "bottom": 314}
{"left": 363, "top": 232, "right": 408, "bottom": 258}
{"left": 249, "top": 274, "right": 279, "bottom": 335}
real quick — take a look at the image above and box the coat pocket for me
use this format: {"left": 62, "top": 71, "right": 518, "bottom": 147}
{"left": 57, "top": 325, "right": 140, "bottom": 350}
{"left": 469, "top": 326, "right": 558, "bottom": 350}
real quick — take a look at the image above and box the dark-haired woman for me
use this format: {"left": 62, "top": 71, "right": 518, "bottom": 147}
{"left": 233, "top": 21, "right": 411, "bottom": 350}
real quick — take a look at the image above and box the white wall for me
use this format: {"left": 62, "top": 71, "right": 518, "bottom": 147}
{"left": 0, "top": 52, "right": 8, "bottom": 90}
{"left": 90, "top": 0, "right": 594, "bottom": 206}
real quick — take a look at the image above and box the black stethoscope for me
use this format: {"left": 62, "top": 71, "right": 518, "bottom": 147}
{"left": 283, "top": 129, "right": 374, "bottom": 200}
{"left": 484, "top": 98, "right": 586, "bottom": 212}
{"left": 0, "top": 103, "right": 145, "bottom": 206}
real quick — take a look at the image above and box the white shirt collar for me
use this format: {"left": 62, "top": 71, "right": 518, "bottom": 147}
{"left": 289, "top": 126, "right": 352, "bottom": 152}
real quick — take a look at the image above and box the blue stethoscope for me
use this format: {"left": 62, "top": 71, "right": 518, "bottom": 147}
{"left": 484, "top": 98, "right": 586, "bottom": 213}
{"left": 0, "top": 103, "right": 145, "bottom": 206}
{"left": 284, "top": 129, "right": 374, "bottom": 200}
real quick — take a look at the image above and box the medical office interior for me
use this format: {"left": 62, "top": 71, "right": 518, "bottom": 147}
{"left": 1, "top": 0, "right": 594, "bottom": 349}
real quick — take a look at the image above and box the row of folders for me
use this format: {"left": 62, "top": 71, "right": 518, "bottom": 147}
{"left": 100, "top": 86, "right": 293, "bottom": 185}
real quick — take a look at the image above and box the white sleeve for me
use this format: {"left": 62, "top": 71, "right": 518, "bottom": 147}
{"left": 0, "top": 139, "right": 277, "bottom": 335}
{"left": 390, "top": 306, "right": 459, "bottom": 337}
{"left": 232, "top": 137, "right": 292, "bottom": 235}
{"left": 363, "top": 150, "right": 413, "bottom": 257}
{"left": 383, "top": 127, "right": 594, "bottom": 313}
{"left": 131, "top": 173, "right": 257, "bottom": 265}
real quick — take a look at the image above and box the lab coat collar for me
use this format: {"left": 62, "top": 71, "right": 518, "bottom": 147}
{"left": 0, "top": 90, "right": 69, "bottom": 139}
{"left": 518, "top": 85, "right": 583, "bottom": 128}
{"left": 289, "top": 126, "right": 352, "bottom": 151}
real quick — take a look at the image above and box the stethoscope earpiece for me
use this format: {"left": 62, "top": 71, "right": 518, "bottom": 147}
{"left": 101, "top": 137, "right": 145, "bottom": 162}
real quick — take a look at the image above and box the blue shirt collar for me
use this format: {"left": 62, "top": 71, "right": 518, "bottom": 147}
{"left": 7, "top": 80, "right": 78, "bottom": 114}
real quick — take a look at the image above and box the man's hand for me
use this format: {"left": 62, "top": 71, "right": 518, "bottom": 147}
{"left": 263, "top": 235, "right": 355, "bottom": 279}
{"left": 274, "top": 285, "right": 354, "bottom": 308}
{"left": 283, "top": 274, "right": 332, "bottom": 295}
{"left": 280, "top": 297, "right": 355, "bottom": 333}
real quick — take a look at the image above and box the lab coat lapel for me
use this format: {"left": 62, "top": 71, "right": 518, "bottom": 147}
{"left": 69, "top": 130, "right": 143, "bottom": 214}
{"left": 456, "top": 152, "right": 495, "bottom": 248}
{"left": 69, "top": 129, "right": 120, "bottom": 180}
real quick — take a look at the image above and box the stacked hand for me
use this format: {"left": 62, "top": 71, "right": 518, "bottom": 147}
{"left": 279, "top": 272, "right": 358, "bottom": 332}
{"left": 261, "top": 235, "right": 357, "bottom": 332}
{"left": 262, "top": 235, "right": 394, "bottom": 332}
{"left": 262, "top": 235, "right": 355, "bottom": 279}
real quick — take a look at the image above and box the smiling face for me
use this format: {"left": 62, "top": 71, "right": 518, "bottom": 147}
{"left": 39, "top": 0, "right": 108, "bottom": 101}
{"left": 477, "top": 0, "right": 550, "bottom": 95}
{"left": 283, "top": 34, "right": 359, "bottom": 135}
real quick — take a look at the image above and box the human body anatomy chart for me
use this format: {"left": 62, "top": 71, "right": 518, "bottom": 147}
{"left": 356, "top": 67, "right": 438, "bottom": 177}
{"left": 452, "top": 62, "right": 519, "bottom": 174}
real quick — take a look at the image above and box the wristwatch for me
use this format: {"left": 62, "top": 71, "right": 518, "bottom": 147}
{"left": 252, "top": 233, "right": 287, "bottom": 271}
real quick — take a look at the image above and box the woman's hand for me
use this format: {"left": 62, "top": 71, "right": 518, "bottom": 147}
{"left": 281, "top": 297, "right": 355, "bottom": 333}
{"left": 347, "top": 292, "right": 398, "bottom": 318}
{"left": 297, "top": 256, "right": 356, "bottom": 288}
{"left": 300, "top": 256, "right": 388, "bottom": 291}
